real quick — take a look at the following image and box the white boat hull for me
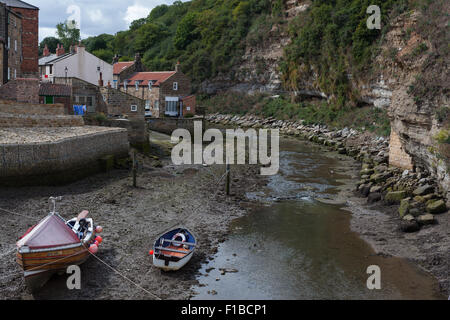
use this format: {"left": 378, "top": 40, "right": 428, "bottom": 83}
{"left": 152, "top": 252, "right": 194, "bottom": 271}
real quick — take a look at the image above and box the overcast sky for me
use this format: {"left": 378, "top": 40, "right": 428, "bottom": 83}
{"left": 31, "top": 0, "right": 186, "bottom": 42}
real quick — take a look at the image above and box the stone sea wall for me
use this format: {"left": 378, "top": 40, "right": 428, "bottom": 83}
{"left": 0, "top": 128, "right": 129, "bottom": 186}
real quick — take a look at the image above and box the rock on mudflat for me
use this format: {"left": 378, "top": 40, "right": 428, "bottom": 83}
{"left": 385, "top": 191, "right": 407, "bottom": 204}
{"left": 367, "top": 192, "right": 382, "bottom": 203}
{"left": 426, "top": 200, "right": 447, "bottom": 214}
{"left": 399, "top": 220, "right": 420, "bottom": 233}
{"left": 413, "top": 184, "right": 434, "bottom": 196}
{"left": 417, "top": 214, "right": 435, "bottom": 225}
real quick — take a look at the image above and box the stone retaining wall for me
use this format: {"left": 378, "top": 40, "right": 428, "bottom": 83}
{"left": 0, "top": 99, "right": 66, "bottom": 115}
{"left": 147, "top": 117, "right": 204, "bottom": 135}
{"left": 0, "top": 128, "right": 129, "bottom": 186}
{"left": 0, "top": 113, "right": 84, "bottom": 127}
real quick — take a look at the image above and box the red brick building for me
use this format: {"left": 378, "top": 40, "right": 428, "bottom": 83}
{"left": 1, "top": 0, "right": 39, "bottom": 77}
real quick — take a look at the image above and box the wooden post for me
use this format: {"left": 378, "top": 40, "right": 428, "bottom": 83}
{"left": 132, "top": 150, "right": 137, "bottom": 188}
{"left": 225, "top": 164, "right": 230, "bottom": 195}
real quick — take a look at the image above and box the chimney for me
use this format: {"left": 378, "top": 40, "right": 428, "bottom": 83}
{"left": 43, "top": 44, "right": 50, "bottom": 57}
{"left": 56, "top": 44, "right": 65, "bottom": 56}
{"left": 112, "top": 54, "right": 119, "bottom": 64}
{"left": 175, "top": 61, "right": 180, "bottom": 72}
{"left": 98, "top": 72, "right": 104, "bottom": 87}
{"left": 135, "top": 53, "right": 143, "bottom": 72}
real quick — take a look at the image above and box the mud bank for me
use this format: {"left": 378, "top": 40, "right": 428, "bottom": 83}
{"left": 0, "top": 132, "right": 264, "bottom": 300}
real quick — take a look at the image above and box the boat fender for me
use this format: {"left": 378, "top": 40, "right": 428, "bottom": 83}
{"left": 171, "top": 233, "right": 186, "bottom": 247}
{"left": 89, "top": 244, "right": 98, "bottom": 254}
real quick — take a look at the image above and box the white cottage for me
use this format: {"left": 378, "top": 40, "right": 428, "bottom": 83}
{"left": 39, "top": 43, "right": 113, "bottom": 87}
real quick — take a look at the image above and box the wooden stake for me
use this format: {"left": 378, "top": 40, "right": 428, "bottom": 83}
{"left": 132, "top": 150, "right": 137, "bottom": 188}
{"left": 226, "top": 164, "right": 230, "bottom": 196}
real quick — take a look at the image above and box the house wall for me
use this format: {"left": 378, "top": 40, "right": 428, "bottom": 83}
{"left": 7, "top": 10, "right": 22, "bottom": 80}
{"left": 0, "top": 99, "right": 65, "bottom": 115}
{"left": 100, "top": 87, "right": 145, "bottom": 120}
{"left": 181, "top": 95, "right": 196, "bottom": 116}
{"left": 38, "top": 95, "right": 71, "bottom": 114}
{"left": 0, "top": 43, "right": 4, "bottom": 85}
{"left": 120, "top": 85, "right": 160, "bottom": 118}
{"left": 10, "top": 6, "right": 38, "bottom": 77}
{"left": 0, "top": 78, "right": 39, "bottom": 103}
{"left": 53, "top": 47, "right": 113, "bottom": 87}
{"left": 54, "top": 77, "right": 108, "bottom": 115}
{"left": 159, "top": 71, "right": 191, "bottom": 116}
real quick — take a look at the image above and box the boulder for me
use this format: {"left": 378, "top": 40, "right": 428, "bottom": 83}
{"left": 385, "top": 191, "right": 407, "bottom": 204}
{"left": 402, "top": 214, "right": 415, "bottom": 222}
{"left": 417, "top": 214, "right": 435, "bottom": 225}
{"left": 426, "top": 200, "right": 447, "bottom": 214}
{"left": 399, "top": 220, "right": 420, "bottom": 233}
{"left": 413, "top": 195, "right": 425, "bottom": 203}
{"left": 367, "top": 192, "right": 382, "bottom": 203}
{"left": 409, "top": 208, "right": 421, "bottom": 217}
{"left": 413, "top": 184, "right": 434, "bottom": 196}
{"left": 398, "top": 199, "right": 410, "bottom": 218}
{"left": 360, "top": 168, "right": 374, "bottom": 176}
{"left": 370, "top": 186, "right": 382, "bottom": 193}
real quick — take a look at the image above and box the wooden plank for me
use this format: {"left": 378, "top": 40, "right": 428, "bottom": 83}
{"left": 154, "top": 246, "right": 191, "bottom": 254}
{"left": 160, "top": 239, "right": 196, "bottom": 246}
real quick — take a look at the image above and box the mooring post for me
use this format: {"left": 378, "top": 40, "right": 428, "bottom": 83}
{"left": 226, "top": 164, "right": 230, "bottom": 195}
{"left": 132, "top": 150, "right": 137, "bottom": 188}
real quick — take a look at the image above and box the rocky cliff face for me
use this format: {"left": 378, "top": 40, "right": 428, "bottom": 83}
{"left": 200, "top": 0, "right": 311, "bottom": 95}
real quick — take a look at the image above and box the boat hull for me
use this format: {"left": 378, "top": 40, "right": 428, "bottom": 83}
{"left": 152, "top": 251, "right": 194, "bottom": 271}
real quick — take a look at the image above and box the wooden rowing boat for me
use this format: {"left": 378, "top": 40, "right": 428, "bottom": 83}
{"left": 16, "top": 202, "right": 101, "bottom": 292}
{"left": 152, "top": 227, "right": 196, "bottom": 271}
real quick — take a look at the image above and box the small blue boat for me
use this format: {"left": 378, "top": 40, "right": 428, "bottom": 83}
{"left": 152, "top": 227, "right": 196, "bottom": 271}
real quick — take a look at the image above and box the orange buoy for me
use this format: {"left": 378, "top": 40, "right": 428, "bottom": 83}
{"left": 149, "top": 250, "right": 154, "bottom": 255}
{"left": 96, "top": 226, "right": 103, "bottom": 233}
{"left": 89, "top": 244, "right": 98, "bottom": 254}
{"left": 95, "top": 236, "right": 103, "bottom": 244}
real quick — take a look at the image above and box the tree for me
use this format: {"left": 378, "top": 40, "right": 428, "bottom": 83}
{"left": 39, "top": 37, "right": 59, "bottom": 55}
{"left": 56, "top": 21, "right": 81, "bottom": 51}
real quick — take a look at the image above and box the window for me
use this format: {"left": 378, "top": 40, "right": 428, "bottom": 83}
{"left": 14, "top": 40, "right": 17, "bottom": 52}
{"left": 173, "top": 82, "right": 178, "bottom": 90}
{"left": 135, "top": 81, "right": 139, "bottom": 91}
{"left": 154, "top": 101, "right": 159, "bottom": 110}
{"left": 131, "top": 105, "right": 138, "bottom": 112}
{"left": 14, "top": 69, "right": 16, "bottom": 79}
{"left": 113, "top": 80, "right": 118, "bottom": 89}
{"left": 166, "top": 101, "right": 178, "bottom": 113}
{"left": 7, "top": 37, "right": 10, "bottom": 49}
{"left": 124, "top": 80, "right": 128, "bottom": 90}
{"left": 7, "top": 68, "right": 10, "bottom": 80}
{"left": 148, "top": 81, "right": 153, "bottom": 90}
{"left": 145, "top": 100, "right": 150, "bottom": 110}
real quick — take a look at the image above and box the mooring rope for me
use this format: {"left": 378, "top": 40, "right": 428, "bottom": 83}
{"left": 0, "top": 164, "right": 229, "bottom": 300}
{"left": 85, "top": 248, "right": 162, "bottom": 300}
{"left": 0, "top": 207, "right": 39, "bottom": 221}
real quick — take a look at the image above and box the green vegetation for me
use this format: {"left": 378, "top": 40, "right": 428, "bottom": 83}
{"left": 200, "top": 93, "right": 391, "bottom": 136}
{"left": 280, "top": 0, "right": 409, "bottom": 107}
{"left": 76, "top": 0, "right": 273, "bottom": 87}
{"left": 56, "top": 21, "right": 81, "bottom": 51}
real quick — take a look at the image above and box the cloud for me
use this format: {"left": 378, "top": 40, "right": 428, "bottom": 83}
{"left": 124, "top": 3, "right": 152, "bottom": 26}
{"left": 35, "top": 0, "right": 187, "bottom": 42}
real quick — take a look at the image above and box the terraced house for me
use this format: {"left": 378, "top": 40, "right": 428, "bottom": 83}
{"left": 114, "top": 56, "right": 195, "bottom": 118}
{"left": 0, "top": 1, "right": 22, "bottom": 84}
{"left": 1, "top": 0, "right": 38, "bottom": 78}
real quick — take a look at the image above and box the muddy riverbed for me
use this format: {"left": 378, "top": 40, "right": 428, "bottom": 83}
{"left": 0, "top": 131, "right": 447, "bottom": 300}
{"left": 0, "top": 131, "right": 264, "bottom": 300}
{"left": 191, "top": 136, "right": 446, "bottom": 299}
